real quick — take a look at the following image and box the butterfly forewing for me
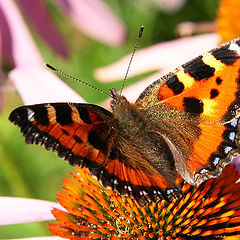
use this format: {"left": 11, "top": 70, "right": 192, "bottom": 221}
{"left": 9, "top": 102, "right": 181, "bottom": 203}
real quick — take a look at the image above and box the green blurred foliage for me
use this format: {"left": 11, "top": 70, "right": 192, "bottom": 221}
{"left": 0, "top": 0, "right": 218, "bottom": 238}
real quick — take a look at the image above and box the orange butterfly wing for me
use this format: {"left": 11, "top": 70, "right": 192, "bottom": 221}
{"left": 136, "top": 38, "right": 240, "bottom": 184}
{"left": 9, "top": 103, "right": 179, "bottom": 203}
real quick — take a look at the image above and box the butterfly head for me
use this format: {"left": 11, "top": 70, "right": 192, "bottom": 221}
{"left": 110, "top": 88, "right": 128, "bottom": 111}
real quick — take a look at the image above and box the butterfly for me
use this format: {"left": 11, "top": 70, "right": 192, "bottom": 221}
{"left": 9, "top": 37, "right": 240, "bottom": 204}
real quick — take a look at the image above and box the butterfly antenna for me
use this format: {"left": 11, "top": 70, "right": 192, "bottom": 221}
{"left": 45, "top": 63, "right": 111, "bottom": 97}
{"left": 119, "top": 26, "right": 144, "bottom": 95}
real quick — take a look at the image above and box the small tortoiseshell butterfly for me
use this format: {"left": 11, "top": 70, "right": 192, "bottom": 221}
{"left": 9, "top": 38, "right": 240, "bottom": 203}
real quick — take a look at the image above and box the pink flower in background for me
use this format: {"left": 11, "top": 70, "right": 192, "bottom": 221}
{"left": 0, "top": 0, "right": 126, "bottom": 107}
{"left": 0, "top": 197, "right": 61, "bottom": 225}
{"left": 14, "top": 0, "right": 69, "bottom": 58}
{"left": 0, "top": 0, "right": 84, "bottom": 105}
{"left": 15, "top": 0, "right": 126, "bottom": 49}
{"left": 55, "top": 0, "right": 126, "bottom": 45}
{"left": 0, "top": 0, "right": 215, "bottom": 109}
{"left": 0, "top": 197, "right": 62, "bottom": 240}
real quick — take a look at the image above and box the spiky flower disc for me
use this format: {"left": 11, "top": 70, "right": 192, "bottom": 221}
{"left": 48, "top": 165, "right": 240, "bottom": 239}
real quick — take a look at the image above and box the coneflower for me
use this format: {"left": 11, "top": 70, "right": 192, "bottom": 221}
{"left": 48, "top": 164, "right": 240, "bottom": 240}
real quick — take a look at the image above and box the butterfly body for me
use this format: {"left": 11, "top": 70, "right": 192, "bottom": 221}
{"left": 9, "top": 38, "right": 240, "bottom": 203}
{"left": 111, "top": 91, "right": 178, "bottom": 186}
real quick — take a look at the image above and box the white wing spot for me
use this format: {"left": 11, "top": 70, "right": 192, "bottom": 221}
{"left": 213, "top": 157, "right": 220, "bottom": 166}
{"left": 27, "top": 108, "right": 35, "bottom": 121}
{"left": 229, "top": 42, "right": 240, "bottom": 54}
{"left": 229, "top": 132, "right": 236, "bottom": 141}
{"left": 142, "top": 190, "right": 147, "bottom": 196}
{"left": 200, "top": 168, "right": 209, "bottom": 174}
{"left": 224, "top": 146, "right": 233, "bottom": 154}
{"left": 167, "top": 189, "right": 174, "bottom": 194}
{"left": 231, "top": 118, "right": 238, "bottom": 127}
{"left": 33, "top": 132, "right": 39, "bottom": 138}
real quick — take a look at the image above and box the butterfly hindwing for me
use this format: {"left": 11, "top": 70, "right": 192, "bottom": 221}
{"left": 136, "top": 38, "right": 240, "bottom": 184}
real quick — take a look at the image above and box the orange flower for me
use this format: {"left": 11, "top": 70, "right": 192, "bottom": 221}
{"left": 217, "top": 0, "right": 240, "bottom": 43}
{"left": 48, "top": 164, "right": 240, "bottom": 239}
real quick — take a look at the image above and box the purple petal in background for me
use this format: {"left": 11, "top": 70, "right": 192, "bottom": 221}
{"left": 16, "top": 0, "right": 68, "bottom": 58}
{"left": 0, "top": 0, "right": 84, "bottom": 105}
{"left": 0, "top": 33, "right": 2, "bottom": 110}
{"left": 55, "top": 0, "right": 126, "bottom": 45}
{"left": 0, "top": 2, "right": 14, "bottom": 66}
{"left": 0, "top": 197, "right": 64, "bottom": 225}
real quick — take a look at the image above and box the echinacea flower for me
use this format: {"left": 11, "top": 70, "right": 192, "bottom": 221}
{"left": 48, "top": 164, "right": 240, "bottom": 240}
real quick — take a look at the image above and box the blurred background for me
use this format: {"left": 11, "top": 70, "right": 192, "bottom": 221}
{"left": 0, "top": 0, "right": 235, "bottom": 238}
